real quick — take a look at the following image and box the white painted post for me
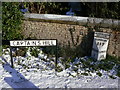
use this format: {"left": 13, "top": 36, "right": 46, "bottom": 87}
{"left": 91, "top": 32, "right": 110, "bottom": 60}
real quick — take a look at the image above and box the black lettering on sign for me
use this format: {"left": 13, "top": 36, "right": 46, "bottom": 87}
{"left": 96, "top": 41, "right": 105, "bottom": 46}
{"left": 43, "top": 41, "right": 49, "bottom": 45}
{"left": 32, "top": 41, "right": 36, "bottom": 46}
{"left": 102, "top": 43, "right": 104, "bottom": 46}
{"left": 13, "top": 41, "right": 15, "bottom": 46}
{"left": 17, "top": 41, "right": 20, "bottom": 45}
{"left": 97, "top": 42, "right": 99, "bottom": 45}
{"left": 51, "top": 41, "right": 54, "bottom": 45}
{"left": 26, "top": 41, "right": 30, "bottom": 45}
{"left": 20, "top": 41, "right": 24, "bottom": 45}
{"left": 10, "top": 40, "right": 57, "bottom": 46}
{"left": 45, "top": 41, "right": 48, "bottom": 45}
{"left": 38, "top": 41, "right": 41, "bottom": 46}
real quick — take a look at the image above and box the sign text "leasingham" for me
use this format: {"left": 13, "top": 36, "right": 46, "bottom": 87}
{"left": 10, "top": 40, "right": 57, "bottom": 46}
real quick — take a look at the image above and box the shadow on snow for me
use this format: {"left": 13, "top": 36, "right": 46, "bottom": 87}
{"left": 2, "top": 57, "right": 39, "bottom": 89}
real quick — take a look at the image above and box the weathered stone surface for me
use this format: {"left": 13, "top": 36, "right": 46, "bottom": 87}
{"left": 22, "top": 17, "right": 120, "bottom": 57}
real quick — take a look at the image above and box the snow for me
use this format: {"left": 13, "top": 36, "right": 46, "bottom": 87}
{"left": 0, "top": 48, "right": 119, "bottom": 89}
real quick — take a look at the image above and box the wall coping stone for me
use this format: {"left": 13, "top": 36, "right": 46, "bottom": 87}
{"left": 24, "top": 13, "right": 120, "bottom": 29}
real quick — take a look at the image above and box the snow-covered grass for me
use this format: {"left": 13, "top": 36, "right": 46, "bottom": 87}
{"left": 0, "top": 47, "right": 119, "bottom": 89}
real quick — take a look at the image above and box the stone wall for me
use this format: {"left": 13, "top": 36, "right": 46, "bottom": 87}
{"left": 22, "top": 20, "right": 88, "bottom": 47}
{"left": 108, "top": 31, "right": 120, "bottom": 57}
{"left": 22, "top": 14, "right": 120, "bottom": 57}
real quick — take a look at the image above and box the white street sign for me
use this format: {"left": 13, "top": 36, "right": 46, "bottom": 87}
{"left": 10, "top": 40, "right": 57, "bottom": 46}
{"left": 91, "top": 32, "right": 110, "bottom": 60}
{"left": 9, "top": 39, "right": 58, "bottom": 69}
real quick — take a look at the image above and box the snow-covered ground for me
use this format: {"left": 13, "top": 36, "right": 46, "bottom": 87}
{"left": 0, "top": 47, "right": 119, "bottom": 89}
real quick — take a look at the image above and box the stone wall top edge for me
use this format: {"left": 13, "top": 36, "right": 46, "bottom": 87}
{"left": 1, "top": 0, "right": 119, "bottom": 2}
{"left": 24, "top": 13, "right": 120, "bottom": 28}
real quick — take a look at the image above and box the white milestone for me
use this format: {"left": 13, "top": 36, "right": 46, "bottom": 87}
{"left": 91, "top": 32, "right": 110, "bottom": 60}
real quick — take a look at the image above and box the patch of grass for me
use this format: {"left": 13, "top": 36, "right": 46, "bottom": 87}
{"left": 81, "top": 72, "right": 89, "bottom": 76}
{"left": 109, "top": 75, "right": 116, "bottom": 79}
{"left": 74, "top": 63, "right": 80, "bottom": 67}
{"left": 77, "top": 55, "right": 119, "bottom": 77}
{"left": 117, "top": 72, "right": 120, "bottom": 77}
{"left": 106, "top": 55, "right": 120, "bottom": 63}
{"left": 96, "top": 72, "right": 102, "bottom": 77}
{"left": 65, "top": 64, "right": 70, "bottom": 69}
{"left": 116, "top": 66, "right": 120, "bottom": 77}
{"left": 16, "top": 47, "right": 27, "bottom": 56}
{"left": 42, "top": 46, "right": 56, "bottom": 56}
{"left": 30, "top": 47, "right": 40, "bottom": 57}
{"left": 18, "top": 60, "right": 21, "bottom": 65}
{"left": 57, "top": 65, "right": 63, "bottom": 72}
{"left": 2, "top": 45, "right": 10, "bottom": 49}
{"left": 73, "top": 67, "right": 78, "bottom": 72}
{"left": 60, "top": 58, "right": 73, "bottom": 69}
